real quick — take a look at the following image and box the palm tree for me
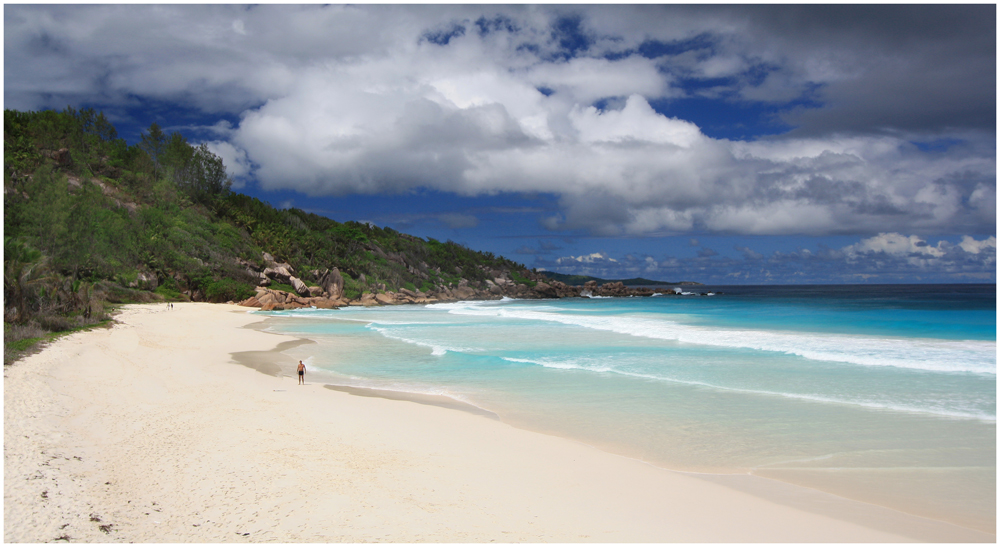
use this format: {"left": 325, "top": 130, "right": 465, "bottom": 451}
{"left": 4, "top": 237, "right": 54, "bottom": 324}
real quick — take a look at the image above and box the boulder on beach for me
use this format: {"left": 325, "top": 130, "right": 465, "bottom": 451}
{"left": 310, "top": 298, "right": 339, "bottom": 309}
{"left": 239, "top": 296, "right": 262, "bottom": 308}
{"left": 453, "top": 286, "right": 476, "bottom": 300}
{"left": 255, "top": 290, "right": 278, "bottom": 305}
{"left": 533, "top": 282, "right": 558, "bottom": 298}
{"left": 290, "top": 276, "right": 311, "bottom": 297}
{"left": 398, "top": 287, "right": 418, "bottom": 298}
{"left": 317, "top": 268, "right": 345, "bottom": 300}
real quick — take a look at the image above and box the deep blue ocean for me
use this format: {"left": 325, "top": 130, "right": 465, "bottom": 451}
{"left": 256, "top": 284, "right": 996, "bottom": 532}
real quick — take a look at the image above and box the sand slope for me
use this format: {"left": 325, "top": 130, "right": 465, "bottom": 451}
{"left": 5, "top": 303, "right": 992, "bottom": 542}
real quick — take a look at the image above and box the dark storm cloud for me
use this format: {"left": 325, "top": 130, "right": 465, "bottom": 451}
{"left": 736, "top": 4, "right": 996, "bottom": 135}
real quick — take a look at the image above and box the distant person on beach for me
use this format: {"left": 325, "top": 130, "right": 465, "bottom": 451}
{"left": 297, "top": 360, "right": 306, "bottom": 385}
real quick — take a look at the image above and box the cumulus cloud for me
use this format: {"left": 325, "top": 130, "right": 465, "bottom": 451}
{"left": 557, "top": 252, "right": 617, "bottom": 264}
{"left": 535, "top": 234, "right": 996, "bottom": 283}
{"left": 569, "top": 95, "right": 702, "bottom": 146}
{"left": 5, "top": 5, "right": 994, "bottom": 239}
{"left": 843, "top": 233, "right": 946, "bottom": 258}
{"left": 960, "top": 235, "right": 997, "bottom": 255}
{"left": 218, "top": 11, "right": 995, "bottom": 237}
{"left": 204, "top": 140, "right": 252, "bottom": 185}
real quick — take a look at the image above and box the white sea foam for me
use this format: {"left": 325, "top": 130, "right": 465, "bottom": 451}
{"left": 366, "top": 324, "right": 482, "bottom": 356}
{"left": 499, "top": 356, "right": 996, "bottom": 421}
{"left": 451, "top": 303, "right": 996, "bottom": 375}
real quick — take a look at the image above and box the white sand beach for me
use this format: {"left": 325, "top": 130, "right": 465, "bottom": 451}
{"left": 4, "top": 303, "right": 993, "bottom": 542}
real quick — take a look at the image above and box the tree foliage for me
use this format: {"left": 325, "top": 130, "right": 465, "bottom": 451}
{"left": 4, "top": 106, "right": 532, "bottom": 357}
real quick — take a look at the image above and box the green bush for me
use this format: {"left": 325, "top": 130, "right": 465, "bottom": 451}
{"left": 97, "top": 282, "right": 160, "bottom": 304}
{"left": 203, "top": 278, "right": 254, "bottom": 303}
{"left": 154, "top": 285, "right": 182, "bottom": 300}
{"left": 510, "top": 270, "right": 537, "bottom": 287}
{"left": 342, "top": 287, "right": 360, "bottom": 300}
{"left": 269, "top": 282, "right": 296, "bottom": 293}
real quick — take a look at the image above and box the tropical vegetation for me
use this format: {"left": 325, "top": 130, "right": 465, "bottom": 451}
{"left": 3, "top": 107, "right": 530, "bottom": 364}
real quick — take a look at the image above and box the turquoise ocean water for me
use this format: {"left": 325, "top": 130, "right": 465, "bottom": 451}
{"left": 256, "top": 284, "right": 996, "bottom": 532}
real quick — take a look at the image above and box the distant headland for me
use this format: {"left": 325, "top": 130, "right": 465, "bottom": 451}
{"left": 539, "top": 272, "right": 703, "bottom": 287}
{"left": 233, "top": 257, "right": 705, "bottom": 311}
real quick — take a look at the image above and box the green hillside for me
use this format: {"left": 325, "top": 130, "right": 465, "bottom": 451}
{"left": 3, "top": 107, "right": 535, "bottom": 363}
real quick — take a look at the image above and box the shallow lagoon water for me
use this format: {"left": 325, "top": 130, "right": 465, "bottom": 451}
{"left": 258, "top": 284, "right": 996, "bottom": 532}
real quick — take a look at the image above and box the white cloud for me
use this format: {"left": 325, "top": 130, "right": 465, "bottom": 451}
{"left": 569, "top": 95, "right": 702, "bottom": 146}
{"left": 204, "top": 140, "right": 251, "bottom": 184}
{"left": 843, "top": 233, "right": 946, "bottom": 257}
{"left": 215, "top": 26, "right": 993, "bottom": 236}
{"left": 644, "top": 256, "right": 659, "bottom": 273}
{"left": 525, "top": 56, "right": 672, "bottom": 105}
{"left": 534, "top": 234, "right": 995, "bottom": 283}
{"left": 557, "top": 252, "right": 617, "bottom": 264}
{"left": 5, "top": 5, "right": 994, "bottom": 239}
{"left": 959, "top": 235, "right": 997, "bottom": 254}
{"left": 840, "top": 233, "right": 995, "bottom": 271}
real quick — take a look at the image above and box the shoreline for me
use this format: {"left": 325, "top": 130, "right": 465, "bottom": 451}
{"left": 242, "top": 312, "right": 997, "bottom": 539}
{"left": 4, "top": 303, "right": 993, "bottom": 542}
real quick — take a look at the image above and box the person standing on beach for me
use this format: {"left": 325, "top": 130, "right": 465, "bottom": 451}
{"left": 297, "top": 360, "right": 306, "bottom": 385}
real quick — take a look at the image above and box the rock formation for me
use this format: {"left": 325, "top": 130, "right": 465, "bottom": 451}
{"left": 289, "top": 276, "right": 311, "bottom": 297}
{"left": 317, "top": 268, "right": 345, "bottom": 300}
{"left": 233, "top": 256, "right": 693, "bottom": 311}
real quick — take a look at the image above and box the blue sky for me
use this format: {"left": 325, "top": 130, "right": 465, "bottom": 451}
{"left": 5, "top": 5, "right": 996, "bottom": 283}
